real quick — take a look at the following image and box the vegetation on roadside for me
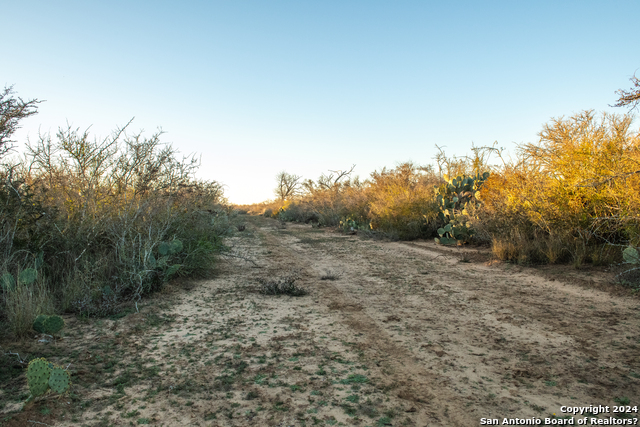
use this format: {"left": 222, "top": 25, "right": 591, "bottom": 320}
{"left": 1, "top": 86, "right": 232, "bottom": 336}
{"left": 244, "top": 74, "right": 640, "bottom": 286}
{"left": 0, "top": 68, "right": 639, "bottom": 422}
{"left": 477, "top": 110, "right": 640, "bottom": 268}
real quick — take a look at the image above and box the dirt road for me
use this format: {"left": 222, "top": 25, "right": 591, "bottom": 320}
{"left": 6, "top": 214, "right": 640, "bottom": 426}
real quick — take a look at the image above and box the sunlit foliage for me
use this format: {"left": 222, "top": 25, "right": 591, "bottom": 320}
{"left": 1, "top": 110, "right": 229, "bottom": 335}
{"left": 265, "top": 110, "right": 639, "bottom": 273}
{"left": 478, "top": 110, "right": 640, "bottom": 264}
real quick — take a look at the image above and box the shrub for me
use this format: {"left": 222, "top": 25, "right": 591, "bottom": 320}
{"left": 367, "top": 163, "right": 441, "bottom": 240}
{"left": 320, "top": 270, "right": 340, "bottom": 281}
{"left": 274, "top": 163, "right": 442, "bottom": 240}
{"left": 476, "top": 110, "right": 640, "bottom": 263}
{"left": 1, "top": 119, "right": 228, "bottom": 334}
{"left": 263, "top": 111, "right": 640, "bottom": 271}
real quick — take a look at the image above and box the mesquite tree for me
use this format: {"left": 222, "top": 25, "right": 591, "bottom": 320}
{"left": 0, "top": 86, "right": 41, "bottom": 159}
{"left": 275, "top": 171, "right": 301, "bottom": 201}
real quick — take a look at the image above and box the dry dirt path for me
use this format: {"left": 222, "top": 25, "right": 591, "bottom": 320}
{"left": 4, "top": 214, "right": 639, "bottom": 427}
{"left": 236, "top": 216, "right": 640, "bottom": 426}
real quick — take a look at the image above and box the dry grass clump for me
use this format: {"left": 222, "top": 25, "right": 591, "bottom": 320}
{"left": 320, "top": 269, "right": 341, "bottom": 281}
{"left": 257, "top": 270, "right": 307, "bottom": 296}
{"left": 4, "top": 282, "right": 53, "bottom": 337}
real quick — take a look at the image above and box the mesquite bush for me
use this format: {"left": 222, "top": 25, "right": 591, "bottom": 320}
{"left": 1, "top": 115, "right": 229, "bottom": 335}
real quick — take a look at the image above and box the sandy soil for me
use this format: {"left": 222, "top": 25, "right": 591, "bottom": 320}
{"left": 2, "top": 214, "right": 639, "bottom": 426}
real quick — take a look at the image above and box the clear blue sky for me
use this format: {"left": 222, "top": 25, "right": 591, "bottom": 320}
{"left": 4, "top": 1, "right": 639, "bottom": 204}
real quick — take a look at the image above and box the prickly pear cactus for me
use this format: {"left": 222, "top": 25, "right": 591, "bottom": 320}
{"left": 158, "top": 239, "right": 183, "bottom": 256}
{"left": 165, "top": 264, "right": 181, "bottom": 280}
{"left": 33, "top": 314, "right": 48, "bottom": 333}
{"left": 147, "top": 253, "right": 157, "bottom": 268}
{"left": 48, "top": 366, "right": 71, "bottom": 394}
{"left": 623, "top": 246, "right": 639, "bottom": 265}
{"left": 43, "top": 315, "right": 65, "bottom": 335}
{"left": 18, "top": 268, "right": 38, "bottom": 285}
{"left": 155, "top": 240, "right": 184, "bottom": 282}
{"left": 27, "top": 358, "right": 52, "bottom": 397}
{"left": 34, "top": 251, "right": 44, "bottom": 269}
{"left": 158, "top": 241, "right": 171, "bottom": 256}
{"left": 170, "top": 239, "right": 183, "bottom": 254}
{"left": 434, "top": 171, "right": 489, "bottom": 245}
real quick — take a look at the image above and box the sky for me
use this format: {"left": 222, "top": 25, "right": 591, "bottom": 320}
{"left": 3, "top": 1, "right": 639, "bottom": 204}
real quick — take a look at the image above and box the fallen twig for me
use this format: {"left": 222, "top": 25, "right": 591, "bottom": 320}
{"left": 220, "top": 250, "right": 263, "bottom": 267}
{"left": 2, "top": 348, "right": 27, "bottom": 365}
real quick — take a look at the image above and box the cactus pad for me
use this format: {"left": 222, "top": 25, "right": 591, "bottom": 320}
{"left": 158, "top": 241, "right": 171, "bottom": 256}
{"left": 158, "top": 239, "right": 183, "bottom": 256}
{"left": 165, "top": 264, "right": 181, "bottom": 278}
{"left": 623, "top": 247, "right": 639, "bottom": 264}
{"left": 147, "top": 253, "right": 157, "bottom": 268}
{"left": 170, "top": 239, "right": 183, "bottom": 254}
{"left": 48, "top": 367, "right": 71, "bottom": 394}
{"left": 18, "top": 268, "right": 38, "bottom": 285}
{"left": 27, "top": 358, "right": 51, "bottom": 396}
{"left": 33, "top": 314, "right": 48, "bottom": 333}
{"left": 44, "top": 315, "right": 65, "bottom": 335}
{"left": 34, "top": 251, "right": 44, "bottom": 269}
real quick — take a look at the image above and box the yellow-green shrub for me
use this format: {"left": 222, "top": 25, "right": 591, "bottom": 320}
{"left": 477, "top": 110, "right": 640, "bottom": 263}
{"left": 276, "top": 163, "right": 441, "bottom": 240}
{"left": 367, "top": 163, "right": 440, "bottom": 239}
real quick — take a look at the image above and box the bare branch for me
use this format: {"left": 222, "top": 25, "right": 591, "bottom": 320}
{"left": 317, "top": 165, "right": 356, "bottom": 190}
{"left": 612, "top": 73, "right": 640, "bottom": 111}
{"left": 0, "top": 85, "right": 42, "bottom": 158}
{"left": 575, "top": 170, "right": 640, "bottom": 188}
{"left": 327, "top": 164, "right": 356, "bottom": 187}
